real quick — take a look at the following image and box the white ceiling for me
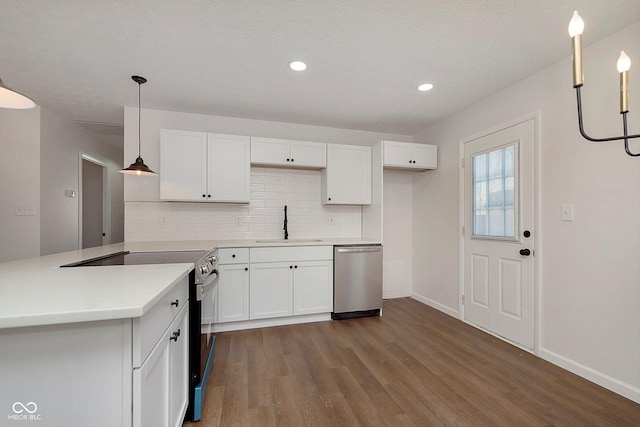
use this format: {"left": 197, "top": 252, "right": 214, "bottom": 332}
{"left": 1, "top": 0, "right": 639, "bottom": 137}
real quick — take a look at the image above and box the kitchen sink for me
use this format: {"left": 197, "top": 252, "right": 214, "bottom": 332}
{"left": 255, "top": 239, "right": 323, "bottom": 243}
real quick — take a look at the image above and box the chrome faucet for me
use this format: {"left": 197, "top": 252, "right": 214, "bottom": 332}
{"left": 283, "top": 205, "right": 288, "bottom": 240}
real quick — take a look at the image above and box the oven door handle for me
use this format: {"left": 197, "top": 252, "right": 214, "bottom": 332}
{"left": 196, "top": 269, "right": 219, "bottom": 301}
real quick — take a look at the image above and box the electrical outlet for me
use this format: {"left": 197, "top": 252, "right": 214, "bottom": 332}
{"left": 325, "top": 215, "right": 334, "bottom": 225}
{"left": 159, "top": 215, "right": 167, "bottom": 224}
{"left": 234, "top": 216, "right": 242, "bottom": 225}
{"left": 15, "top": 204, "right": 36, "bottom": 216}
{"left": 560, "top": 204, "right": 574, "bottom": 221}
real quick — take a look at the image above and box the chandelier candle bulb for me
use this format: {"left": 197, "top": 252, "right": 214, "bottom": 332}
{"left": 617, "top": 51, "right": 630, "bottom": 113}
{"left": 568, "top": 10, "right": 584, "bottom": 87}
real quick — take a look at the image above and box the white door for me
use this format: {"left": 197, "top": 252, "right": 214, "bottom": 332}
{"left": 250, "top": 136, "right": 290, "bottom": 165}
{"left": 289, "top": 140, "right": 327, "bottom": 168}
{"left": 293, "top": 261, "right": 333, "bottom": 315}
{"left": 216, "top": 264, "right": 250, "bottom": 323}
{"left": 160, "top": 130, "right": 208, "bottom": 201}
{"left": 323, "top": 144, "right": 371, "bottom": 205}
{"left": 412, "top": 144, "right": 437, "bottom": 169}
{"left": 169, "top": 305, "right": 189, "bottom": 427}
{"left": 249, "top": 262, "right": 293, "bottom": 319}
{"left": 207, "top": 133, "right": 250, "bottom": 203}
{"left": 463, "top": 119, "right": 535, "bottom": 349}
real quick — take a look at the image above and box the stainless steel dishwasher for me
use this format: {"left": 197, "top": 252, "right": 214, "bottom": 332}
{"left": 332, "top": 244, "right": 383, "bottom": 320}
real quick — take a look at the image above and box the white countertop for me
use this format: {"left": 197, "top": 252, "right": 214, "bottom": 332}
{"left": 0, "top": 238, "right": 380, "bottom": 330}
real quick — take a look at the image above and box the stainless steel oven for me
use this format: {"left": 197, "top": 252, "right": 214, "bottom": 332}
{"left": 61, "top": 249, "right": 219, "bottom": 423}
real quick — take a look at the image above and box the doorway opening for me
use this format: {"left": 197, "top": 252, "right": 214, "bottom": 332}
{"left": 79, "top": 153, "right": 111, "bottom": 249}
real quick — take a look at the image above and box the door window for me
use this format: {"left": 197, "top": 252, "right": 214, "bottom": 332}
{"left": 472, "top": 143, "right": 517, "bottom": 239}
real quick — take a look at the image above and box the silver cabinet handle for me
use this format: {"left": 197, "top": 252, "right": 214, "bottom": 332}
{"left": 336, "top": 247, "right": 381, "bottom": 253}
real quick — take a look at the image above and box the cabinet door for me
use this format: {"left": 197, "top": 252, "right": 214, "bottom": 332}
{"left": 250, "top": 137, "right": 290, "bottom": 166}
{"left": 383, "top": 141, "right": 412, "bottom": 167}
{"left": 207, "top": 133, "right": 250, "bottom": 203}
{"left": 249, "top": 262, "right": 293, "bottom": 319}
{"left": 133, "top": 329, "right": 171, "bottom": 427}
{"left": 293, "top": 260, "right": 333, "bottom": 315}
{"left": 412, "top": 144, "right": 438, "bottom": 169}
{"left": 169, "top": 305, "right": 189, "bottom": 427}
{"left": 216, "top": 264, "right": 250, "bottom": 323}
{"left": 322, "top": 144, "right": 371, "bottom": 205}
{"left": 160, "top": 130, "right": 208, "bottom": 201}
{"left": 289, "top": 140, "right": 327, "bottom": 168}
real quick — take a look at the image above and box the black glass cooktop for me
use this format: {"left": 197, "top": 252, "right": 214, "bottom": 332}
{"left": 61, "top": 250, "right": 207, "bottom": 267}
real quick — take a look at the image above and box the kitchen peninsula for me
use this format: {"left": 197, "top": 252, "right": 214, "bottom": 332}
{"left": 0, "top": 238, "right": 378, "bottom": 427}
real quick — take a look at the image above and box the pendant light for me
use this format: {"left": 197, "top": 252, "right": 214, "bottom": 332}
{"left": 120, "top": 75, "right": 158, "bottom": 176}
{"left": 0, "top": 78, "right": 36, "bottom": 109}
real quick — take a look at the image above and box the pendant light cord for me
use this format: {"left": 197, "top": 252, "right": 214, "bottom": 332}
{"left": 137, "top": 81, "right": 142, "bottom": 158}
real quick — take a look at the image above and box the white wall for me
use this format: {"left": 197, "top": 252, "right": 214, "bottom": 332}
{"left": 0, "top": 108, "right": 41, "bottom": 262}
{"left": 123, "top": 108, "right": 411, "bottom": 241}
{"left": 412, "top": 22, "right": 640, "bottom": 401}
{"left": 382, "top": 170, "right": 414, "bottom": 298}
{"left": 40, "top": 109, "right": 124, "bottom": 255}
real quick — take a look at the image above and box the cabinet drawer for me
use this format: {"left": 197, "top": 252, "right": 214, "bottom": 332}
{"left": 250, "top": 246, "right": 333, "bottom": 263}
{"left": 218, "top": 248, "right": 249, "bottom": 264}
{"left": 132, "top": 275, "right": 189, "bottom": 367}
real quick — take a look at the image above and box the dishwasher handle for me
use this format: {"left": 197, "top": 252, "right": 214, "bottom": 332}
{"left": 336, "top": 246, "right": 381, "bottom": 253}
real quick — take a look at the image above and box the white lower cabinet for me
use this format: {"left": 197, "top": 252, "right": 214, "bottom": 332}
{"left": 216, "top": 263, "right": 250, "bottom": 323}
{"left": 248, "top": 246, "right": 333, "bottom": 320}
{"left": 169, "top": 304, "right": 189, "bottom": 427}
{"left": 214, "top": 246, "right": 334, "bottom": 326}
{"left": 293, "top": 261, "right": 333, "bottom": 315}
{"left": 250, "top": 262, "right": 294, "bottom": 319}
{"left": 0, "top": 276, "right": 190, "bottom": 427}
{"left": 133, "top": 328, "right": 171, "bottom": 427}
{"left": 133, "top": 302, "right": 189, "bottom": 427}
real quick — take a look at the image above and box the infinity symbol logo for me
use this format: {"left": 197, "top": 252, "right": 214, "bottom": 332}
{"left": 12, "top": 401, "right": 38, "bottom": 414}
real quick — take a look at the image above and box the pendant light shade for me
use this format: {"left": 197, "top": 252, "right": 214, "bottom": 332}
{"left": 0, "top": 78, "right": 36, "bottom": 109}
{"left": 120, "top": 75, "right": 157, "bottom": 176}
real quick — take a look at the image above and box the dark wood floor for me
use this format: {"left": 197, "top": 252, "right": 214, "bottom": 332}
{"left": 199, "top": 298, "right": 640, "bottom": 426}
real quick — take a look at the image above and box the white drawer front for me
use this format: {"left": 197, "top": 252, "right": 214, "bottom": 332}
{"left": 218, "top": 248, "right": 250, "bottom": 264}
{"left": 250, "top": 246, "right": 333, "bottom": 263}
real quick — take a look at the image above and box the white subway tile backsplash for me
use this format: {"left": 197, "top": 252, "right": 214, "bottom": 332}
{"left": 125, "top": 167, "right": 362, "bottom": 241}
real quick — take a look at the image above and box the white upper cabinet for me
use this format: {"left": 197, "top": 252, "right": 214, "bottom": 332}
{"left": 160, "top": 130, "right": 208, "bottom": 201}
{"left": 207, "top": 133, "right": 250, "bottom": 203}
{"left": 160, "top": 130, "right": 250, "bottom": 203}
{"left": 251, "top": 136, "right": 326, "bottom": 168}
{"left": 382, "top": 140, "right": 437, "bottom": 170}
{"left": 321, "top": 144, "right": 371, "bottom": 205}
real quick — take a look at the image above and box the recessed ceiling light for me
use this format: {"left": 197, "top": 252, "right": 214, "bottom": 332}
{"left": 418, "top": 83, "right": 434, "bottom": 92}
{"left": 289, "top": 61, "right": 307, "bottom": 71}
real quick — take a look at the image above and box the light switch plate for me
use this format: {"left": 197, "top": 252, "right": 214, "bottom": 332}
{"left": 561, "top": 204, "right": 574, "bottom": 221}
{"left": 16, "top": 204, "right": 36, "bottom": 216}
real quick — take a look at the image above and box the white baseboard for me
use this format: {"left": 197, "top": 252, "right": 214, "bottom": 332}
{"left": 213, "top": 313, "right": 331, "bottom": 333}
{"left": 539, "top": 348, "right": 640, "bottom": 404}
{"left": 383, "top": 289, "right": 412, "bottom": 299}
{"left": 411, "top": 292, "right": 459, "bottom": 318}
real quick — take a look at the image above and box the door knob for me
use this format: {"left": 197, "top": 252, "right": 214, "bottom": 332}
{"left": 519, "top": 248, "right": 531, "bottom": 256}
